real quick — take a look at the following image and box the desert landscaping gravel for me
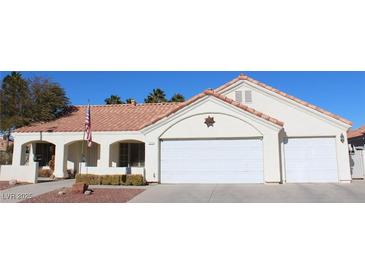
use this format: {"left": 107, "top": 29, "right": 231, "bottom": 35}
{"left": 0, "top": 181, "right": 28, "bottom": 191}
{"left": 22, "top": 187, "right": 145, "bottom": 203}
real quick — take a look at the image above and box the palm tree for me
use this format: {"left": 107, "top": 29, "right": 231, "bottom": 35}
{"left": 125, "top": 98, "right": 135, "bottom": 104}
{"left": 170, "top": 93, "right": 185, "bottom": 102}
{"left": 104, "top": 94, "right": 123, "bottom": 104}
{"left": 144, "top": 88, "right": 167, "bottom": 103}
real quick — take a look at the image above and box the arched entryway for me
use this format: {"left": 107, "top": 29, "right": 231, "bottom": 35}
{"left": 65, "top": 140, "right": 100, "bottom": 174}
{"left": 20, "top": 140, "right": 56, "bottom": 178}
{"left": 21, "top": 141, "right": 55, "bottom": 166}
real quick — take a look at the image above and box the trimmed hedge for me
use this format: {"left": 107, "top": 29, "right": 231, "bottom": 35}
{"left": 75, "top": 174, "right": 145, "bottom": 186}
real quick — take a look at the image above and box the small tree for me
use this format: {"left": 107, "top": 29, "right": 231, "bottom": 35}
{"left": 104, "top": 95, "right": 123, "bottom": 104}
{"left": 144, "top": 88, "right": 168, "bottom": 103}
{"left": 170, "top": 93, "right": 185, "bottom": 102}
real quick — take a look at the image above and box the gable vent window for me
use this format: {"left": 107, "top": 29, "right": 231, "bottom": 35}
{"left": 235, "top": 90, "right": 242, "bottom": 102}
{"left": 245, "top": 90, "right": 252, "bottom": 103}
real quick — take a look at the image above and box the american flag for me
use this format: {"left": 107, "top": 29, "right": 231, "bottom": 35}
{"left": 85, "top": 104, "right": 92, "bottom": 147}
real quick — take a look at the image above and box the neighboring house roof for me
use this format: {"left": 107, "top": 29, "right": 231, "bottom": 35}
{"left": 348, "top": 126, "right": 365, "bottom": 139}
{"left": 215, "top": 73, "right": 352, "bottom": 126}
{"left": 16, "top": 88, "right": 283, "bottom": 133}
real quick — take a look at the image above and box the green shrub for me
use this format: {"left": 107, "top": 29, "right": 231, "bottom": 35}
{"left": 75, "top": 174, "right": 145, "bottom": 186}
{"left": 110, "top": 175, "right": 120, "bottom": 185}
{"left": 101, "top": 175, "right": 111, "bottom": 185}
{"left": 89, "top": 175, "right": 101, "bottom": 185}
{"left": 126, "top": 175, "right": 145, "bottom": 186}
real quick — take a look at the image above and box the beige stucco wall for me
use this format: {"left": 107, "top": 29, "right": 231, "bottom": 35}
{"left": 143, "top": 97, "right": 283, "bottom": 183}
{"left": 11, "top": 131, "right": 145, "bottom": 178}
{"left": 221, "top": 80, "right": 352, "bottom": 183}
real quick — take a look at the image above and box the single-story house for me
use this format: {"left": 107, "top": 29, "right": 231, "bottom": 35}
{"left": 348, "top": 126, "right": 365, "bottom": 179}
{"left": 0, "top": 74, "right": 353, "bottom": 184}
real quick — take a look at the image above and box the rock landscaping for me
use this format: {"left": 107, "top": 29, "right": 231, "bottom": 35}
{"left": 0, "top": 181, "right": 29, "bottom": 191}
{"left": 22, "top": 187, "right": 145, "bottom": 203}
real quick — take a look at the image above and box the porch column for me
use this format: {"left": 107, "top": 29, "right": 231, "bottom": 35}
{"left": 29, "top": 143, "right": 36, "bottom": 164}
{"left": 12, "top": 140, "right": 23, "bottom": 166}
{"left": 54, "top": 143, "right": 66, "bottom": 178}
{"left": 98, "top": 141, "right": 110, "bottom": 168}
{"left": 263, "top": 132, "right": 282, "bottom": 183}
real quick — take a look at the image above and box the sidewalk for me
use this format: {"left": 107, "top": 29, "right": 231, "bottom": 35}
{"left": 0, "top": 179, "right": 75, "bottom": 203}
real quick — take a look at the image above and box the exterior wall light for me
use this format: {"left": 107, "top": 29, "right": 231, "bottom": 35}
{"left": 340, "top": 133, "right": 345, "bottom": 143}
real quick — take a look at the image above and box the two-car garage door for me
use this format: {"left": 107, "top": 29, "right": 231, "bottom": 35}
{"left": 160, "top": 139, "right": 263, "bottom": 183}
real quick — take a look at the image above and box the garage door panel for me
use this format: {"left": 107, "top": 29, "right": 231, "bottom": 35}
{"left": 161, "top": 139, "right": 263, "bottom": 184}
{"left": 284, "top": 137, "right": 338, "bottom": 183}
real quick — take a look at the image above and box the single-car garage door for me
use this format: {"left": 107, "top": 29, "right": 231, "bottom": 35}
{"left": 160, "top": 139, "right": 263, "bottom": 183}
{"left": 284, "top": 137, "right": 338, "bottom": 183}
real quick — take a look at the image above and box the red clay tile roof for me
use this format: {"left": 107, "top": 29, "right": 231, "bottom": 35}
{"left": 204, "top": 90, "right": 284, "bottom": 126}
{"left": 215, "top": 73, "right": 352, "bottom": 126}
{"left": 16, "top": 89, "right": 283, "bottom": 133}
{"left": 348, "top": 126, "right": 365, "bottom": 139}
{"left": 15, "top": 103, "right": 182, "bottom": 133}
{"left": 140, "top": 89, "right": 283, "bottom": 128}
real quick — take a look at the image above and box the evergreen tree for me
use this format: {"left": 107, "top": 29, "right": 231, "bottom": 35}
{"left": 0, "top": 72, "right": 32, "bottom": 141}
{"left": 29, "top": 77, "right": 70, "bottom": 122}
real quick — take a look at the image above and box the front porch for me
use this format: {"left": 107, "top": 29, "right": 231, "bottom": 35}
{"left": 0, "top": 136, "right": 146, "bottom": 183}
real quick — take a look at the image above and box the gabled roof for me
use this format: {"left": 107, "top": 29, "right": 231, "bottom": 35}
{"left": 215, "top": 73, "right": 352, "bottom": 126}
{"left": 142, "top": 89, "right": 284, "bottom": 128}
{"left": 15, "top": 89, "right": 283, "bottom": 133}
{"left": 348, "top": 126, "right": 365, "bottom": 139}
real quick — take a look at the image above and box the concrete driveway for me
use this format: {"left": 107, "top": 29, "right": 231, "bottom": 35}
{"left": 129, "top": 180, "right": 365, "bottom": 203}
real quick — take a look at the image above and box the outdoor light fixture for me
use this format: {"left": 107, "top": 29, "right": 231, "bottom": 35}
{"left": 340, "top": 133, "right": 345, "bottom": 143}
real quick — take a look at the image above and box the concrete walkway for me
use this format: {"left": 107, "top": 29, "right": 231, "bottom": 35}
{"left": 0, "top": 179, "right": 75, "bottom": 203}
{"left": 129, "top": 180, "right": 365, "bottom": 203}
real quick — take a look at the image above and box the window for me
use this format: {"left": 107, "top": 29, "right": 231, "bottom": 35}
{"left": 119, "top": 143, "right": 145, "bottom": 167}
{"left": 235, "top": 90, "right": 242, "bottom": 102}
{"left": 244, "top": 90, "right": 252, "bottom": 103}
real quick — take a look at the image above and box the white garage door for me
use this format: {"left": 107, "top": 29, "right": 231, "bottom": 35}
{"left": 160, "top": 139, "right": 263, "bottom": 183}
{"left": 284, "top": 137, "right": 338, "bottom": 183}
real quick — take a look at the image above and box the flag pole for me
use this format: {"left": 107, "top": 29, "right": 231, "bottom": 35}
{"left": 80, "top": 99, "right": 90, "bottom": 173}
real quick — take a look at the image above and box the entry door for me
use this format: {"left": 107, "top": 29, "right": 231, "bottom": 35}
{"left": 160, "top": 139, "right": 263, "bottom": 184}
{"left": 284, "top": 137, "right": 338, "bottom": 183}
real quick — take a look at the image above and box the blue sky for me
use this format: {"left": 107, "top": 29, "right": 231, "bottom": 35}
{"left": 1, "top": 71, "right": 364, "bottom": 128}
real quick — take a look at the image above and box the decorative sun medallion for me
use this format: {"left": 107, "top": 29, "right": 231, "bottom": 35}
{"left": 204, "top": 116, "right": 215, "bottom": 127}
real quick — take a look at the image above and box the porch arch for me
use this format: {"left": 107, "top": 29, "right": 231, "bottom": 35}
{"left": 64, "top": 140, "right": 100, "bottom": 174}
{"left": 20, "top": 140, "right": 56, "bottom": 167}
